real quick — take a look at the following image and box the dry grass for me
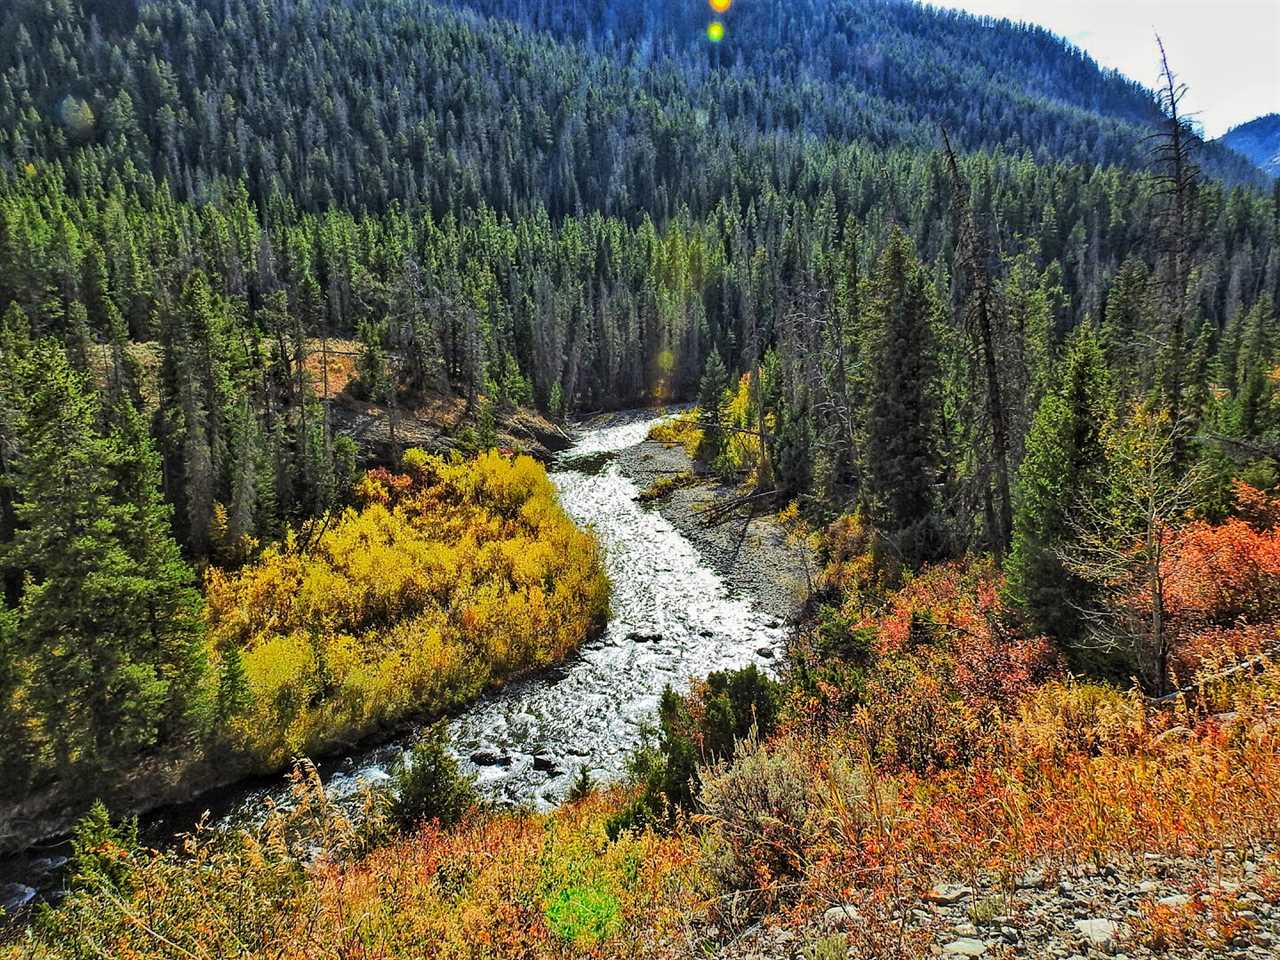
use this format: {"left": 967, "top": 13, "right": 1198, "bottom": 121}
{"left": 301, "top": 338, "right": 361, "bottom": 399}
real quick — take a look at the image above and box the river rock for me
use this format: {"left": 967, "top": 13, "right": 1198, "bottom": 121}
{"left": 1157, "top": 893, "right": 1190, "bottom": 908}
{"left": 1018, "top": 868, "right": 1046, "bottom": 889}
{"left": 926, "top": 883, "right": 974, "bottom": 906}
{"left": 1074, "top": 918, "right": 1118, "bottom": 950}
{"left": 532, "top": 754, "right": 560, "bottom": 774}
{"left": 942, "top": 937, "right": 987, "bottom": 956}
{"left": 822, "top": 903, "right": 860, "bottom": 929}
{"left": 27, "top": 855, "right": 68, "bottom": 877}
{"left": 470, "top": 749, "right": 511, "bottom": 767}
{"left": 1, "top": 883, "right": 37, "bottom": 913}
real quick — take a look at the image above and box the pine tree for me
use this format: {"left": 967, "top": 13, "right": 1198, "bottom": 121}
{"left": 1236, "top": 296, "right": 1275, "bottom": 438}
{"left": 861, "top": 228, "right": 941, "bottom": 566}
{"left": 1006, "top": 323, "right": 1112, "bottom": 649}
{"left": 1100, "top": 258, "right": 1152, "bottom": 398}
{"left": 0, "top": 604, "right": 34, "bottom": 787}
{"left": 696, "top": 350, "right": 730, "bottom": 465}
{"left": 2, "top": 340, "right": 206, "bottom": 772}
{"left": 213, "top": 646, "right": 252, "bottom": 729}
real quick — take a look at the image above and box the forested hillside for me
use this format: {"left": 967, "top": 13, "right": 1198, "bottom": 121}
{"left": 0, "top": 0, "right": 1277, "bottom": 553}
{"left": 1222, "top": 114, "right": 1280, "bottom": 177}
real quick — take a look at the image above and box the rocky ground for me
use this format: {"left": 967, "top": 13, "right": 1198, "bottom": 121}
{"left": 330, "top": 390, "right": 574, "bottom": 464}
{"left": 714, "top": 846, "right": 1280, "bottom": 960}
{"left": 614, "top": 436, "right": 814, "bottom": 626}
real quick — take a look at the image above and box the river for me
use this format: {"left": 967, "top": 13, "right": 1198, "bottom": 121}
{"left": 0, "top": 412, "right": 787, "bottom": 911}
{"left": 216, "top": 411, "right": 786, "bottom": 819}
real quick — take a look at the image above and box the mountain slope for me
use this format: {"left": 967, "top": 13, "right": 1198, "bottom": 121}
{"left": 442, "top": 0, "right": 1263, "bottom": 186}
{"left": 0, "top": 0, "right": 1264, "bottom": 227}
{"left": 1221, "top": 114, "right": 1280, "bottom": 177}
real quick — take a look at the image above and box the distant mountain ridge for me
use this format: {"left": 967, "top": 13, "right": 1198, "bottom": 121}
{"left": 1221, "top": 114, "right": 1280, "bottom": 177}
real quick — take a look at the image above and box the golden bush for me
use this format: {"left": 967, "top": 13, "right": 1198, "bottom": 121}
{"left": 206, "top": 450, "right": 610, "bottom": 769}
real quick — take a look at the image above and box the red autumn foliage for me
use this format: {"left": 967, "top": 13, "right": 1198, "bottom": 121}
{"left": 855, "top": 560, "right": 1059, "bottom": 711}
{"left": 1233, "top": 479, "right": 1280, "bottom": 531}
{"left": 357, "top": 466, "right": 416, "bottom": 506}
{"left": 1159, "top": 484, "right": 1280, "bottom": 674}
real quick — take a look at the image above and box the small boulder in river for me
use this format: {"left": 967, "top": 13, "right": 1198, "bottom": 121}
{"left": 27, "top": 856, "right": 68, "bottom": 877}
{"left": 532, "top": 754, "right": 560, "bottom": 774}
{"left": 470, "top": 749, "right": 512, "bottom": 768}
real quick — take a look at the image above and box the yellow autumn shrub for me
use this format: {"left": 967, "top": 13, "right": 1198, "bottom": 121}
{"left": 206, "top": 450, "right": 610, "bottom": 770}
{"left": 648, "top": 412, "right": 703, "bottom": 457}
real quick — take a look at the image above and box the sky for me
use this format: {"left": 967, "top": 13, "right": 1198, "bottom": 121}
{"left": 925, "top": 1, "right": 1280, "bottom": 138}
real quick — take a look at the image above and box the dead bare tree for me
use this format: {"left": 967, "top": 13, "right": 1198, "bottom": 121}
{"left": 1148, "top": 37, "right": 1201, "bottom": 432}
{"left": 1059, "top": 410, "right": 1204, "bottom": 695}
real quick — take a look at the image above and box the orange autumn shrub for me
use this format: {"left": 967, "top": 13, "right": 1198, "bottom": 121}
{"left": 820, "top": 509, "right": 895, "bottom": 606}
{"left": 860, "top": 560, "right": 1058, "bottom": 707}
{"left": 798, "top": 559, "right": 1060, "bottom": 774}
{"left": 16, "top": 772, "right": 703, "bottom": 960}
{"left": 305, "top": 790, "right": 700, "bottom": 958}
{"left": 204, "top": 449, "right": 610, "bottom": 769}
{"left": 1163, "top": 519, "right": 1280, "bottom": 626}
{"left": 1151, "top": 483, "right": 1280, "bottom": 677}
{"left": 1129, "top": 883, "right": 1259, "bottom": 953}
{"left": 799, "top": 665, "right": 1280, "bottom": 917}
{"left": 1234, "top": 479, "right": 1280, "bottom": 530}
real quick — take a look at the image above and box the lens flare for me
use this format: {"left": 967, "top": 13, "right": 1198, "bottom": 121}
{"left": 707, "top": 21, "right": 725, "bottom": 43}
{"left": 709, "top": 0, "right": 732, "bottom": 12}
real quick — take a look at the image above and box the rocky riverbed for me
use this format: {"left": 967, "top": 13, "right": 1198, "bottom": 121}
{"left": 296, "top": 410, "right": 808, "bottom": 814}
{"left": 615, "top": 433, "right": 814, "bottom": 625}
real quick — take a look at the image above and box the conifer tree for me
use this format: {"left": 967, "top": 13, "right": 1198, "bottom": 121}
{"left": 696, "top": 350, "right": 730, "bottom": 465}
{"left": 1006, "top": 323, "right": 1112, "bottom": 649}
{"left": 1100, "top": 258, "right": 1153, "bottom": 398}
{"left": 861, "top": 228, "right": 941, "bottom": 566}
{"left": 1236, "top": 296, "right": 1276, "bottom": 438}
{"left": 2, "top": 339, "right": 206, "bottom": 771}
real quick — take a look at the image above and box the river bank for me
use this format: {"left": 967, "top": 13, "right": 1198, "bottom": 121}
{"left": 615, "top": 431, "right": 814, "bottom": 627}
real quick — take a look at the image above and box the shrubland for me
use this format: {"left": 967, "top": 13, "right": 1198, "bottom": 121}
{"left": 12, "top": 481, "right": 1279, "bottom": 959}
